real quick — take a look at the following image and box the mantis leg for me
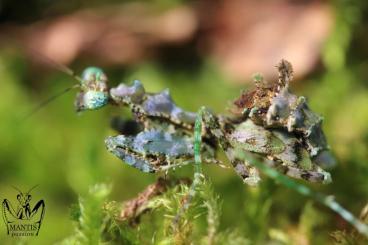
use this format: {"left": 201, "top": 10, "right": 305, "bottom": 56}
{"left": 29, "top": 200, "right": 45, "bottom": 220}
{"left": 273, "top": 163, "right": 331, "bottom": 184}
{"left": 29, "top": 200, "right": 45, "bottom": 235}
{"left": 2, "top": 199, "right": 17, "bottom": 221}
{"left": 199, "top": 107, "right": 261, "bottom": 185}
{"left": 2, "top": 199, "right": 18, "bottom": 235}
{"left": 225, "top": 148, "right": 261, "bottom": 186}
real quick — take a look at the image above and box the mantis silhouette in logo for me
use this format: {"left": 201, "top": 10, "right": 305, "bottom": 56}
{"left": 2, "top": 185, "right": 45, "bottom": 235}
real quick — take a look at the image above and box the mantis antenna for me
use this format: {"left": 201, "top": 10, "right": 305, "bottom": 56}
{"left": 22, "top": 84, "right": 80, "bottom": 121}
{"left": 24, "top": 43, "right": 84, "bottom": 84}
{"left": 26, "top": 185, "right": 39, "bottom": 195}
{"left": 19, "top": 42, "right": 87, "bottom": 120}
{"left": 11, "top": 185, "right": 22, "bottom": 194}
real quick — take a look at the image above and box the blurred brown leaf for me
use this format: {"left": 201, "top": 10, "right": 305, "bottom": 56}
{"left": 199, "top": 0, "right": 333, "bottom": 82}
{"left": 0, "top": 1, "right": 333, "bottom": 83}
{"left": 3, "top": 3, "right": 197, "bottom": 65}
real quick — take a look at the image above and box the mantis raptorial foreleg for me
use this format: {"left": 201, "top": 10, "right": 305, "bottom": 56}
{"left": 2, "top": 200, "right": 18, "bottom": 227}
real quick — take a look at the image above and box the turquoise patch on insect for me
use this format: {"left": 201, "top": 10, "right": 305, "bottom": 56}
{"left": 82, "top": 67, "right": 105, "bottom": 84}
{"left": 83, "top": 91, "right": 109, "bottom": 110}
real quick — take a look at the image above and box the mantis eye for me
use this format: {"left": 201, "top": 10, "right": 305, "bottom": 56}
{"left": 81, "top": 67, "right": 108, "bottom": 85}
{"left": 82, "top": 91, "right": 109, "bottom": 110}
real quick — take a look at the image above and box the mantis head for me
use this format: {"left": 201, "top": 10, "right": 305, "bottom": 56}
{"left": 75, "top": 67, "right": 110, "bottom": 112}
{"left": 13, "top": 185, "right": 37, "bottom": 206}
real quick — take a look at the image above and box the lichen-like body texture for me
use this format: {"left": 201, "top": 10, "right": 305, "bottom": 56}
{"left": 110, "top": 80, "right": 197, "bottom": 129}
{"left": 68, "top": 61, "right": 368, "bottom": 239}
{"left": 105, "top": 130, "right": 217, "bottom": 173}
{"left": 84, "top": 59, "right": 335, "bottom": 186}
{"left": 233, "top": 60, "right": 335, "bottom": 170}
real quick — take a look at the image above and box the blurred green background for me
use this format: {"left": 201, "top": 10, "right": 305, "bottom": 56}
{"left": 0, "top": 0, "right": 368, "bottom": 244}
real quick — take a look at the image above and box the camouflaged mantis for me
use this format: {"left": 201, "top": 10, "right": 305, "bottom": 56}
{"left": 76, "top": 60, "right": 334, "bottom": 187}
{"left": 32, "top": 58, "right": 368, "bottom": 236}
